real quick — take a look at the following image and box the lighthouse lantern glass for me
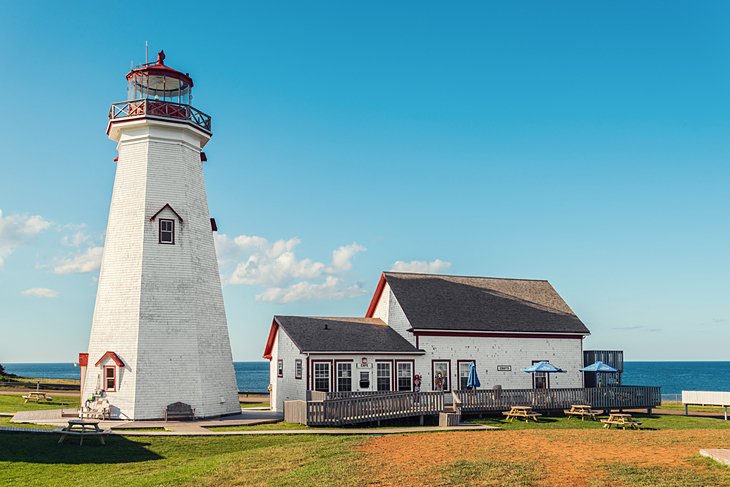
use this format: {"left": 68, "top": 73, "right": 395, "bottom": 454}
{"left": 128, "top": 74, "right": 191, "bottom": 105}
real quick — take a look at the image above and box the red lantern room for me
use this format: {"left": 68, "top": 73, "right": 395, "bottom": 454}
{"left": 126, "top": 50, "right": 193, "bottom": 104}
{"left": 108, "top": 50, "right": 211, "bottom": 135}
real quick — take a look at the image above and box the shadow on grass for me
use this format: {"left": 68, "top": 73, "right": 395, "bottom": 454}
{"left": 0, "top": 432, "right": 162, "bottom": 464}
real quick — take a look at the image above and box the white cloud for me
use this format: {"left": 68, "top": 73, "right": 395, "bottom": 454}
{"left": 391, "top": 259, "right": 452, "bottom": 274}
{"left": 328, "top": 243, "right": 367, "bottom": 273}
{"left": 256, "top": 276, "right": 366, "bottom": 303}
{"left": 52, "top": 246, "right": 103, "bottom": 274}
{"left": 0, "top": 209, "right": 51, "bottom": 267}
{"left": 21, "top": 287, "right": 60, "bottom": 298}
{"left": 216, "top": 234, "right": 367, "bottom": 302}
{"left": 61, "top": 230, "right": 91, "bottom": 247}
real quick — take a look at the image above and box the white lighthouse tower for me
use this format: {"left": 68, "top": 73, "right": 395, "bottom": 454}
{"left": 80, "top": 51, "right": 239, "bottom": 420}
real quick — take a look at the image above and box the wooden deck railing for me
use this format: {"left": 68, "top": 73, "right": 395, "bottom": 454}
{"left": 109, "top": 99, "right": 212, "bottom": 132}
{"left": 296, "top": 386, "right": 660, "bottom": 426}
{"left": 306, "top": 391, "right": 445, "bottom": 426}
{"left": 454, "top": 386, "right": 661, "bottom": 412}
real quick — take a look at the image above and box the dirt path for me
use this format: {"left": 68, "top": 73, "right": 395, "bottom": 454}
{"left": 359, "top": 429, "right": 730, "bottom": 486}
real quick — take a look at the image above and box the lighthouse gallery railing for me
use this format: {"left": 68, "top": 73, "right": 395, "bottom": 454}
{"left": 109, "top": 99, "right": 212, "bottom": 132}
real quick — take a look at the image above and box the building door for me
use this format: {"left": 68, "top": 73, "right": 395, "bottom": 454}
{"left": 313, "top": 362, "right": 331, "bottom": 392}
{"left": 359, "top": 370, "right": 371, "bottom": 390}
{"left": 432, "top": 361, "right": 450, "bottom": 391}
{"left": 532, "top": 360, "right": 549, "bottom": 389}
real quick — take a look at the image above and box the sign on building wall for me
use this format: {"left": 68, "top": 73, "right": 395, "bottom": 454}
{"left": 497, "top": 365, "right": 511, "bottom": 372}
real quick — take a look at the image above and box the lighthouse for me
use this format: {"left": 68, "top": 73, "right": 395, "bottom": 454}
{"left": 80, "top": 51, "right": 239, "bottom": 420}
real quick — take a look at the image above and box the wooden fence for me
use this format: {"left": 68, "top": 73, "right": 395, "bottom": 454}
{"left": 454, "top": 386, "right": 661, "bottom": 412}
{"left": 305, "top": 391, "right": 445, "bottom": 426}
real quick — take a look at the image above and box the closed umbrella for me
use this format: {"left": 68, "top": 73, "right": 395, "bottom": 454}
{"left": 466, "top": 361, "right": 481, "bottom": 390}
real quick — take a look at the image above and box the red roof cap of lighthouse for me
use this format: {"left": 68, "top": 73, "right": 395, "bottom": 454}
{"left": 126, "top": 50, "right": 194, "bottom": 88}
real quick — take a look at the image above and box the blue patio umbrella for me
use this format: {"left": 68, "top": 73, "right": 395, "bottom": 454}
{"left": 466, "top": 361, "right": 481, "bottom": 390}
{"left": 522, "top": 361, "right": 565, "bottom": 373}
{"left": 580, "top": 361, "right": 618, "bottom": 373}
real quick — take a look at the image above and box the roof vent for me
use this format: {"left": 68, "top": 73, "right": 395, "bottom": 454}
{"left": 324, "top": 324, "right": 329, "bottom": 330}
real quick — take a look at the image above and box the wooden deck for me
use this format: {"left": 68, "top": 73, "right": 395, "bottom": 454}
{"left": 287, "top": 386, "right": 661, "bottom": 426}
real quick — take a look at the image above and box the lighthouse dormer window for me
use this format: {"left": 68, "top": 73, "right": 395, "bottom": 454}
{"left": 159, "top": 219, "right": 175, "bottom": 244}
{"left": 104, "top": 366, "right": 117, "bottom": 392}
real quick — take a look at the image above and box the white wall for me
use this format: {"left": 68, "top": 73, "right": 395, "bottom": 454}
{"left": 415, "top": 335, "right": 584, "bottom": 391}
{"left": 84, "top": 119, "right": 239, "bottom": 420}
{"left": 269, "top": 329, "right": 307, "bottom": 412}
{"left": 372, "top": 284, "right": 417, "bottom": 347}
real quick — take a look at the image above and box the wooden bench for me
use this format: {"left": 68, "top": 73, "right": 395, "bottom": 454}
{"left": 164, "top": 402, "right": 195, "bottom": 421}
{"left": 80, "top": 399, "right": 111, "bottom": 420}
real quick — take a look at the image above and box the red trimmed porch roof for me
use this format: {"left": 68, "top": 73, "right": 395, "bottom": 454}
{"left": 94, "top": 351, "right": 124, "bottom": 367}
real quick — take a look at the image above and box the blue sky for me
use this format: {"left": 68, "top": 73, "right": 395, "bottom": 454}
{"left": 1, "top": 1, "right": 729, "bottom": 362}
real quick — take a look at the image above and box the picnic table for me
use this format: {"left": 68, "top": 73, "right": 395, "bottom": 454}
{"left": 601, "top": 413, "right": 641, "bottom": 430}
{"left": 56, "top": 419, "right": 108, "bottom": 446}
{"left": 564, "top": 404, "right": 600, "bottom": 421}
{"left": 22, "top": 392, "right": 52, "bottom": 403}
{"left": 502, "top": 405, "right": 542, "bottom": 422}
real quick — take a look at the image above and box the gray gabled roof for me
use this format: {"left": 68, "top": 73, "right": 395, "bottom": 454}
{"left": 274, "top": 316, "right": 423, "bottom": 354}
{"left": 383, "top": 272, "right": 590, "bottom": 335}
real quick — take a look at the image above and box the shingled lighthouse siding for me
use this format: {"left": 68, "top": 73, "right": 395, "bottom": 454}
{"left": 264, "top": 272, "right": 590, "bottom": 412}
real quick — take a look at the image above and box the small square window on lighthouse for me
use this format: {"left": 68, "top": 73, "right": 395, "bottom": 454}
{"left": 159, "top": 219, "right": 175, "bottom": 244}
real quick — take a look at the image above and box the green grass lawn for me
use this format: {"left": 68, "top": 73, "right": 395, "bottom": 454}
{"left": 467, "top": 412, "right": 730, "bottom": 430}
{"left": 0, "top": 416, "right": 57, "bottom": 430}
{"left": 0, "top": 394, "right": 79, "bottom": 413}
{"left": 239, "top": 401, "right": 269, "bottom": 409}
{"left": 0, "top": 431, "right": 368, "bottom": 486}
{"left": 2, "top": 413, "right": 730, "bottom": 486}
{"left": 661, "top": 401, "right": 729, "bottom": 413}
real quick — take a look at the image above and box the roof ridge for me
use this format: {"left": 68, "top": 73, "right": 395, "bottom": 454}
{"left": 384, "top": 271, "right": 549, "bottom": 282}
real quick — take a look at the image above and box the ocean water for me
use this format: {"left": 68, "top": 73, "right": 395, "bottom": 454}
{"left": 621, "top": 361, "right": 730, "bottom": 396}
{"left": 4, "top": 362, "right": 271, "bottom": 393}
{"left": 5, "top": 361, "right": 730, "bottom": 395}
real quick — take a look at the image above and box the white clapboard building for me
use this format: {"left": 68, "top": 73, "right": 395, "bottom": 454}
{"left": 264, "top": 272, "right": 590, "bottom": 412}
{"left": 79, "top": 52, "right": 239, "bottom": 420}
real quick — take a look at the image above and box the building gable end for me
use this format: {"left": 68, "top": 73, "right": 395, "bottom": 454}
{"left": 149, "top": 203, "right": 184, "bottom": 223}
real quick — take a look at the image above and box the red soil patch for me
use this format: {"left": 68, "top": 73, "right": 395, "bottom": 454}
{"left": 359, "top": 429, "right": 730, "bottom": 486}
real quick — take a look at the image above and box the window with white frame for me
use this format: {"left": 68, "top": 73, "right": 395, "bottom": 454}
{"left": 376, "top": 362, "right": 391, "bottom": 391}
{"left": 459, "top": 362, "right": 472, "bottom": 390}
{"left": 359, "top": 371, "right": 370, "bottom": 389}
{"left": 336, "top": 363, "right": 352, "bottom": 392}
{"left": 397, "top": 362, "right": 413, "bottom": 391}
{"left": 295, "top": 359, "right": 302, "bottom": 379}
{"left": 313, "top": 362, "right": 331, "bottom": 392}
{"left": 277, "top": 359, "right": 283, "bottom": 378}
{"left": 159, "top": 219, "right": 175, "bottom": 244}
{"left": 104, "top": 366, "right": 116, "bottom": 391}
